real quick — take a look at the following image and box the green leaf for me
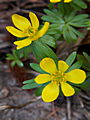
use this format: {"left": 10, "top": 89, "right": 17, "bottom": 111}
{"left": 65, "top": 52, "right": 77, "bottom": 66}
{"left": 35, "top": 85, "right": 45, "bottom": 96}
{"left": 6, "top": 51, "right": 24, "bottom": 68}
{"left": 16, "top": 60, "right": 24, "bottom": 67}
{"left": 42, "top": 6, "right": 88, "bottom": 43}
{"left": 73, "top": 86, "right": 81, "bottom": 94}
{"left": 12, "top": 50, "right": 18, "bottom": 60}
{"left": 30, "top": 63, "right": 47, "bottom": 74}
{"left": 11, "top": 61, "right": 16, "bottom": 67}
{"left": 68, "top": 26, "right": 78, "bottom": 41}
{"left": 66, "top": 11, "right": 77, "bottom": 22}
{"left": 35, "top": 81, "right": 51, "bottom": 96}
{"left": 63, "top": 25, "right": 72, "bottom": 42}
{"left": 39, "top": 35, "right": 56, "bottom": 48}
{"left": 86, "top": 72, "right": 90, "bottom": 78}
{"left": 6, "top": 54, "right": 15, "bottom": 60}
{"left": 87, "top": 27, "right": 90, "bottom": 30}
{"left": 72, "top": 0, "right": 87, "bottom": 9}
{"left": 23, "top": 79, "right": 35, "bottom": 84}
{"left": 66, "top": 61, "right": 83, "bottom": 72}
{"left": 58, "top": 3, "right": 65, "bottom": 15}
{"left": 75, "top": 77, "right": 90, "bottom": 91}
{"left": 18, "top": 46, "right": 32, "bottom": 58}
{"left": 86, "top": 20, "right": 90, "bottom": 28}
{"left": 48, "top": 3, "right": 55, "bottom": 9}
{"left": 44, "top": 9, "right": 59, "bottom": 19}
{"left": 69, "top": 26, "right": 84, "bottom": 38}
{"left": 83, "top": 52, "right": 90, "bottom": 62}
{"left": 59, "top": 87, "right": 63, "bottom": 96}
{"left": 31, "top": 40, "right": 58, "bottom": 63}
{"left": 70, "top": 14, "right": 88, "bottom": 23}
{"left": 77, "top": 54, "right": 90, "bottom": 71}
{"left": 63, "top": 25, "right": 78, "bottom": 42}
{"left": 22, "top": 82, "right": 41, "bottom": 89}
{"left": 42, "top": 15, "right": 57, "bottom": 23}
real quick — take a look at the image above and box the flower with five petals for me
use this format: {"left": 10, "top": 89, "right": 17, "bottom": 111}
{"left": 35, "top": 58, "right": 86, "bottom": 102}
{"left": 6, "top": 12, "right": 49, "bottom": 49}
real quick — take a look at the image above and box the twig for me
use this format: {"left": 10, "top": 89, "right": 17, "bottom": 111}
{"left": 24, "top": 3, "right": 48, "bottom": 9}
{"left": 0, "top": 8, "right": 44, "bottom": 19}
{"left": 66, "top": 98, "right": 72, "bottom": 120}
{"left": 78, "top": 96, "right": 90, "bottom": 120}
{"left": 79, "top": 94, "right": 90, "bottom": 101}
{"left": 0, "top": 2, "right": 47, "bottom": 19}
{"left": 20, "top": 9, "right": 44, "bottom": 16}
{"left": 46, "top": 102, "right": 60, "bottom": 120}
{"left": 0, "top": 96, "right": 41, "bottom": 111}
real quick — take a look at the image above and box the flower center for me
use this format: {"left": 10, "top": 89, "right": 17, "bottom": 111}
{"left": 51, "top": 71, "right": 65, "bottom": 84}
{"left": 24, "top": 26, "right": 37, "bottom": 37}
{"left": 28, "top": 27, "right": 37, "bottom": 36}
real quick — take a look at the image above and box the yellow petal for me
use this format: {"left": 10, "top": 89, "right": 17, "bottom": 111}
{"left": 58, "top": 60, "right": 69, "bottom": 73}
{"left": 29, "top": 12, "right": 39, "bottom": 30}
{"left": 61, "top": 82, "right": 75, "bottom": 96}
{"left": 35, "top": 74, "right": 51, "bottom": 84}
{"left": 50, "top": 0, "right": 61, "bottom": 3}
{"left": 6, "top": 26, "right": 28, "bottom": 38}
{"left": 30, "top": 21, "right": 49, "bottom": 40}
{"left": 40, "top": 58, "right": 57, "bottom": 74}
{"left": 36, "top": 22, "right": 49, "bottom": 39}
{"left": 30, "top": 22, "right": 49, "bottom": 41}
{"left": 64, "top": 69, "right": 86, "bottom": 84}
{"left": 12, "top": 14, "right": 31, "bottom": 31}
{"left": 64, "top": 0, "right": 72, "bottom": 3}
{"left": 14, "top": 37, "right": 32, "bottom": 49}
{"left": 42, "top": 82, "right": 59, "bottom": 102}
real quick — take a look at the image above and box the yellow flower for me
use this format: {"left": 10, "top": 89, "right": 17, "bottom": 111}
{"left": 6, "top": 12, "right": 49, "bottom": 49}
{"left": 50, "top": 0, "right": 72, "bottom": 3}
{"left": 35, "top": 58, "right": 86, "bottom": 102}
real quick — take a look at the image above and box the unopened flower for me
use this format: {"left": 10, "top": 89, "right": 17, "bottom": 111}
{"left": 50, "top": 0, "right": 72, "bottom": 3}
{"left": 35, "top": 58, "right": 86, "bottom": 102}
{"left": 6, "top": 12, "right": 49, "bottom": 49}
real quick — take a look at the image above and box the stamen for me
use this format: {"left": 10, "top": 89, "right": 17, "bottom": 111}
{"left": 51, "top": 71, "right": 65, "bottom": 84}
{"left": 24, "top": 26, "right": 37, "bottom": 36}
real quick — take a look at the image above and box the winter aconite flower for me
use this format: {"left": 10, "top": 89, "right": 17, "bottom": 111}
{"left": 35, "top": 58, "right": 86, "bottom": 102}
{"left": 6, "top": 12, "right": 49, "bottom": 49}
{"left": 50, "top": 0, "right": 72, "bottom": 3}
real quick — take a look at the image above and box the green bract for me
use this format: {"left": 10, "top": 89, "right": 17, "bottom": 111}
{"left": 30, "top": 40, "right": 58, "bottom": 62}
